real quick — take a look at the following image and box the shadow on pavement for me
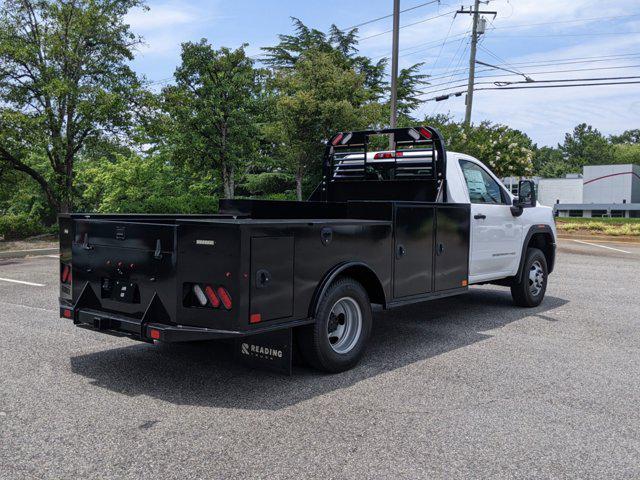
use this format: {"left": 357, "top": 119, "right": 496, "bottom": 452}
{"left": 70, "top": 287, "right": 568, "bottom": 410}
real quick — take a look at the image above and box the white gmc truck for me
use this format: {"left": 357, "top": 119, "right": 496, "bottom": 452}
{"left": 59, "top": 126, "right": 556, "bottom": 373}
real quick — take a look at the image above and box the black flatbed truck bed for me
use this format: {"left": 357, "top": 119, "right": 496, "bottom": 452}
{"left": 59, "top": 127, "right": 471, "bottom": 373}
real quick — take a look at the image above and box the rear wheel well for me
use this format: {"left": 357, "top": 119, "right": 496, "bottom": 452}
{"left": 310, "top": 264, "right": 386, "bottom": 318}
{"left": 336, "top": 265, "right": 386, "bottom": 306}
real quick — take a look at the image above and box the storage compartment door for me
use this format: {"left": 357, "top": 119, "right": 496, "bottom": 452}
{"left": 250, "top": 236, "right": 294, "bottom": 321}
{"left": 393, "top": 206, "right": 434, "bottom": 298}
{"left": 435, "top": 205, "right": 470, "bottom": 291}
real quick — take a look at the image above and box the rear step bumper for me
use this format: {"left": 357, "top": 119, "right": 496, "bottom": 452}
{"left": 62, "top": 306, "right": 313, "bottom": 343}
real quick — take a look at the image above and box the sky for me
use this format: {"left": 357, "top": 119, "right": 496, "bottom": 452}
{"left": 125, "top": 0, "right": 640, "bottom": 146}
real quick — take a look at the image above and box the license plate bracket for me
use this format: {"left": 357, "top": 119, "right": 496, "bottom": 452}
{"left": 110, "top": 280, "right": 139, "bottom": 303}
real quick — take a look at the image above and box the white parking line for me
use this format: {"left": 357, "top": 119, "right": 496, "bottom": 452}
{"left": 0, "top": 300, "right": 55, "bottom": 313}
{"left": 0, "top": 247, "right": 57, "bottom": 254}
{"left": 0, "top": 277, "right": 46, "bottom": 287}
{"left": 572, "top": 239, "right": 631, "bottom": 254}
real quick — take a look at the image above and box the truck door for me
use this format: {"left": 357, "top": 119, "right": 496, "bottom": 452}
{"left": 459, "top": 159, "right": 522, "bottom": 280}
{"left": 393, "top": 205, "right": 434, "bottom": 298}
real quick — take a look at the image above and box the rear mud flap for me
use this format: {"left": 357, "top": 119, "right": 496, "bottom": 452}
{"left": 235, "top": 328, "right": 293, "bottom": 375}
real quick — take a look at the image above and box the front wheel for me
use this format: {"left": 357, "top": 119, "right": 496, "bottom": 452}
{"left": 298, "top": 277, "right": 372, "bottom": 373}
{"left": 511, "top": 247, "right": 548, "bottom": 307}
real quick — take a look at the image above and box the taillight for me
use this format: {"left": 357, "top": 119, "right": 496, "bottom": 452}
{"left": 61, "top": 264, "right": 72, "bottom": 284}
{"left": 418, "top": 126, "right": 432, "bottom": 139}
{"left": 188, "top": 283, "right": 231, "bottom": 310}
{"left": 374, "top": 151, "right": 403, "bottom": 159}
{"left": 204, "top": 285, "right": 220, "bottom": 308}
{"left": 217, "top": 287, "right": 232, "bottom": 310}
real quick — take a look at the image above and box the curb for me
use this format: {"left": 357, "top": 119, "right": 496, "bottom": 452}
{"left": 0, "top": 248, "right": 59, "bottom": 259}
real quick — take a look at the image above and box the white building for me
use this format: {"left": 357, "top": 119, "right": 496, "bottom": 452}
{"left": 537, "top": 174, "right": 583, "bottom": 207}
{"left": 503, "top": 164, "right": 640, "bottom": 218}
{"left": 583, "top": 164, "right": 640, "bottom": 204}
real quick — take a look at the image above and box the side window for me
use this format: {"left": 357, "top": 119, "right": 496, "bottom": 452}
{"left": 459, "top": 160, "right": 506, "bottom": 205}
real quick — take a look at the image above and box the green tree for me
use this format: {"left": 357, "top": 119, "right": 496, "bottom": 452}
{"left": 612, "top": 143, "right": 640, "bottom": 165}
{"left": 560, "top": 123, "right": 614, "bottom": 171}
{"left": 533, "top": 146, "right": 568, "bottom": 178}
{"left": 263, "top": 18, "right": 429, "bottom": 119}
{"left": 269, "top": 50, "right": 381, "bottom": 199}
{"left": 263, "top": 18, "right": 387, "bottom": 102}
{"left": 162, "top": 41, "right": 262, "bottom": 198}
{"left": 610, "top": 129, "right": 640, "bottom": 144}
{"left": 0, "top": 0, "right": 144, "bottom": 213}
{"left": 395, "top": 63, "right": 429, "bottom": 119}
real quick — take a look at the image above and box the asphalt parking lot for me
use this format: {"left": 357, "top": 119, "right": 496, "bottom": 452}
{"left": 1, "top": 240, "right": 639, "bottom": 479}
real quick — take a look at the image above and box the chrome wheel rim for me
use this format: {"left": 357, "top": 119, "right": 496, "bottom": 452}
{"left": 529, "top": 260, "right": 545, "bottom": 297}
{"left": 327, "top": 297, "right": 362, "bottom": 354}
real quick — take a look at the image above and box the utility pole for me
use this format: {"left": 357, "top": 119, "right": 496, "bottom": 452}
{"left": 457, "top": 2, "right": 496, "bottom": 125}
{"left": 389, "top": 0, "right": 400, "bottom": 148}
{"left": 464, "top": 0, "right": 480, "bottom": 126}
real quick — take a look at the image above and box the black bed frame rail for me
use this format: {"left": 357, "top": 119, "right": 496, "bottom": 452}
{"left": 312, "top": 126, "right": 447, "bottom": 203}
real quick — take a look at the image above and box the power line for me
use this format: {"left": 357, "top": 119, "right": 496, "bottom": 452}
{"left": 431, "top": 35, "right": 470, "bottom": 114}
{"left": 342, "top": 0, "right": 440, "bottom": 30}
{"left": 489, "top": 12, "right": 640, "bottom": 30}
{"left": 425, "top": 14, "right": 457, "bottom": 76}
{"left": 371, "top": 31, "right": 469, "bottom": 62}
{"left": 477, "top": 45, "right": 527, "bottom": 77}
{"left": 359, "top": 10, "right": 457, "bottom": 41}
{"left": 476, "top": 59, "right": 533, "bottom": 81}
{"left": 493, "top": 74, "right": 640, "bottom": 86}
{"left": 487, "top": 31, "right": 640, "bottom": 38}
{"left": 418, "top": 72, "right": 640, "bottom": 96}
{"left": 418, "top": 63, "right": 640, "bottom": 93}
{"left": 424, "top": 52, "right": 640, "bottom": 82}
{"left": 422, "top": 80, "right": 640, "bottom": 102}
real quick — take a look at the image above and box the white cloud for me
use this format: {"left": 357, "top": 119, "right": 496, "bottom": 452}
{"left": 126, "top": 2, "right": 222, "bottom": 56}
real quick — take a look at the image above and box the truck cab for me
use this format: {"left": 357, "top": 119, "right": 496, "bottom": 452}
{"left": 446, "top": 152, "right": 556, "bottom": 285}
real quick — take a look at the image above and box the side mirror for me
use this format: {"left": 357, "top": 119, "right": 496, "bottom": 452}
{"left": 511, "top": 179, "right": 536, "bottom": 216}
{"left": 518, "top": 179, "right": 536, "bottom": 207}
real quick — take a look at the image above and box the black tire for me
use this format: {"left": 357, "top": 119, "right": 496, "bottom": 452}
{"left": 511, "top": 247, "right": 548, "bottom": 307}
{"left": 298, "top": 277, "right": 372, "bottom": 373}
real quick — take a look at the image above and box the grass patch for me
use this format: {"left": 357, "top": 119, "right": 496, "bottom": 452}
{"left": 556, "top": 217, "right": 640, "bottom": 236}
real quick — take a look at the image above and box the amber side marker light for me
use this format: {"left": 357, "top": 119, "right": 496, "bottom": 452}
{"left": 461, "top": 279, "right": 468, "bottom": 287}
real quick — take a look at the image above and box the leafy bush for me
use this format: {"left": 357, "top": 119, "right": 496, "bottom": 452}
{"left": 242, "top": 172, "right": 295, "bottom": 195}
{"left": 0, "top": 214, "right": 45, "bottom": 240}
{"left": 109, "top": 195, "right": 219, "bottom": 214}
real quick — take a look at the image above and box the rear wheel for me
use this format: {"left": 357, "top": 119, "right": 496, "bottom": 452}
{"left": 511, "top": 247, "right": 548, "bottom": 307}
{"left": 299, "top": 277, "right": 372, "bottom": 373}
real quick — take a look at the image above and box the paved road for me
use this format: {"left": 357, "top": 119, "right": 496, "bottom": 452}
{"left": 1, "top": 241, "right": 639, "bottom": 479}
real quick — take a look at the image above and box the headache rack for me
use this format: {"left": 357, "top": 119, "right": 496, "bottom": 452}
{"left": 310, "top": 126, "right": 447, "bottom": 203}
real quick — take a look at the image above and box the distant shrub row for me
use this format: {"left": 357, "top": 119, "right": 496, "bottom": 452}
{"left": 0, "top": 214, "right": 47, "bottom": 240}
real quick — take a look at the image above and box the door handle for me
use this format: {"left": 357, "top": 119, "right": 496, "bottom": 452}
{"left": 474, "top": 214, "right": 487, "bottom": 220}
{"left": 396, "top": 244, "right": 406, "bottom": 259}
